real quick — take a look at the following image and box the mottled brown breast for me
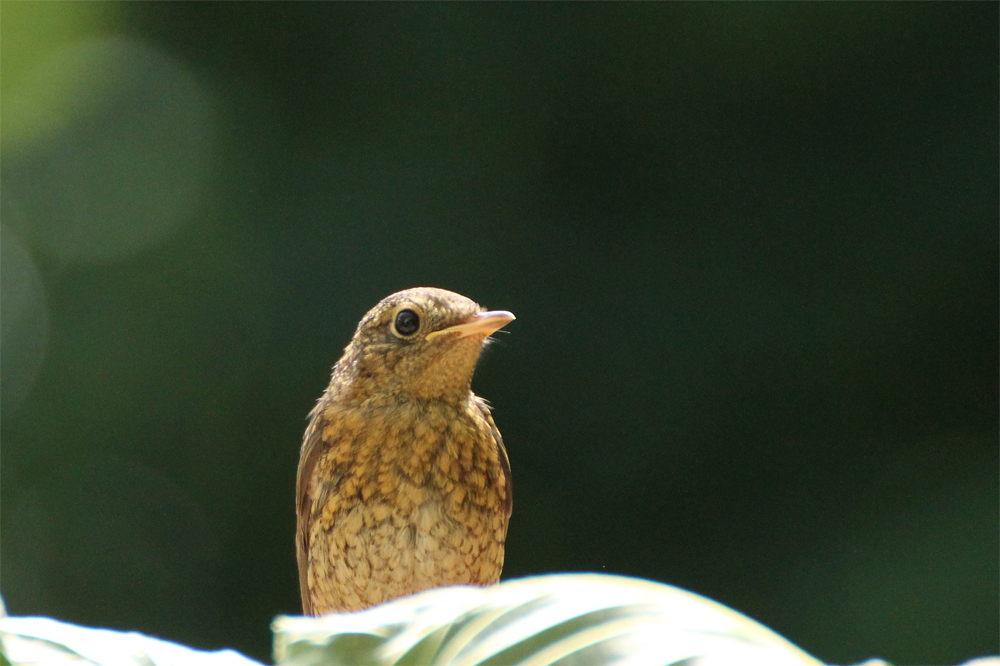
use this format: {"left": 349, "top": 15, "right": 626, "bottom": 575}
{"left": 296, "top": 394, "right": 511, "bottom": 615}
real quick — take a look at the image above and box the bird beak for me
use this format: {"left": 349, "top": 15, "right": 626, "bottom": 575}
{"left": 426, "top": 310, "right": 515, "bottom": 342}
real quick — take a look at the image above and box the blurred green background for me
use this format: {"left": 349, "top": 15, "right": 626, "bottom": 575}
{"left": 1, "top": 3, "right": 996, "bottom": 664}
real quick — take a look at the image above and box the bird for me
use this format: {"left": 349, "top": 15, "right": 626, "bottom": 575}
{"left": 296, "top": 287, "right": 515, "bottom": 615}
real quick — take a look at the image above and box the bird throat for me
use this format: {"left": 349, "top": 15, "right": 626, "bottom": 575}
{"left": 347, "top": 335, "right": 487, "bottom": 404}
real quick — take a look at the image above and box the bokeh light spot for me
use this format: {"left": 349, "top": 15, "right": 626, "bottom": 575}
{"left": 2, "top": 36, "right": 215, "bottom": 263}
{"left": 0, "top": 223, "right": 50, "bottom": 416}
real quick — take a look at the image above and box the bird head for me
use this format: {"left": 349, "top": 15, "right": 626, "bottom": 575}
{"left": 332, "top": 287, "right": 514, "bottom": 403}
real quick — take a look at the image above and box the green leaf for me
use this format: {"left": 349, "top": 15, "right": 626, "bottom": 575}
{"left": 272, "top": 573, "right": 826, "bottom": 666}
{"left": 0, "top": 616, "right": 264, "bottom": 666}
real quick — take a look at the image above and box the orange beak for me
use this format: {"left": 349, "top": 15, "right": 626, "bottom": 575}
{"left": 425, "top": 310, "right": 515, "bottom": 342}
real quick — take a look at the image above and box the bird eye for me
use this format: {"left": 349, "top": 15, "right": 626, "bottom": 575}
{"left": 393, "top": 309, "right": 421, "bottom": 337}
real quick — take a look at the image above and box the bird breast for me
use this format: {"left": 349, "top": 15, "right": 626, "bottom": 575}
{"left": 303, "top": 396, "right": 508, "bottom": 611}
{"left": 309, "top": 397, "right": 503, "bottom": 513}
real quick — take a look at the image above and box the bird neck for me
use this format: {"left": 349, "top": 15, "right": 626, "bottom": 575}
{"left": 332, "top": 339, "right": 484, "bottom": 404}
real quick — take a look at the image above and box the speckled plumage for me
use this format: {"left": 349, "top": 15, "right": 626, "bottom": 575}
{"left": 296, "top": 288, "right": 513, "bottom": 615}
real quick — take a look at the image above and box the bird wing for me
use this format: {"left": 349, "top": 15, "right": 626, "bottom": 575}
{"left": 474, "top": 396, "right": 513, "bottom": 519}
{"left": 295, "top": 417, "right": 325, "bottom": 615}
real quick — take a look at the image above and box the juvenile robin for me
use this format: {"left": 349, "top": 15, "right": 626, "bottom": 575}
{"left": 296, "top": 287, "right": 514, "bottom": 615}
